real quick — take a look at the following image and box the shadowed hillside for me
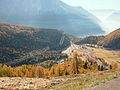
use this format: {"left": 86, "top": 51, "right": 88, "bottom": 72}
{"left": 76, "top": 36, "right": 104, "bottom": 45}
{"left": 0, "top": 23, "right": 69, "bottom": 50}
{"left": 98, "top": 28, "right": 120, "bottom": 49}
{"left": 0, "top": 23, "right": 69, "bottom": 65}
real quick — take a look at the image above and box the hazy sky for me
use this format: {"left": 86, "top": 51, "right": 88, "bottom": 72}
{"left": 62, "top": 0, "right": 120, "bottom": 33}
{"left": 62, "top": 0, "right": 120, "bottom": 10}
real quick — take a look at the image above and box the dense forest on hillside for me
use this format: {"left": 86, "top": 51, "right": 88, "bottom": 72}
{"left": 0, "top": 23, "right": 70, "bottom": 66}
{"left": 0, "top": 23, "right": 69, "bottom": 51}
{"left": 0, "top": 54, "right": 113, "bottom": 77}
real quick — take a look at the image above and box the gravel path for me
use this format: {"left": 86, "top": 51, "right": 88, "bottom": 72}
{"left": 84, "top": 77, "right": 120, "bottom": 90}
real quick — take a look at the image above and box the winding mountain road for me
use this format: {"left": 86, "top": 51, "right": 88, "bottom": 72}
{"left": 84, "top": 77, "right": 120, "bottom": 90}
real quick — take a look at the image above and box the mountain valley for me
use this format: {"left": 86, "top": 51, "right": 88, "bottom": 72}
{"left": 0, "top": 0, "right": 120, "bottom": 90}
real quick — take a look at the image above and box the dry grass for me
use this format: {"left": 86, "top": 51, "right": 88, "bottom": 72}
{"left": 49, "top": 71, "right": 120, "bottom": 90}
{"left": 47, "top": 48, "right": 120, "bottom": 90}
{"left": 92, "top": 48, "right": 120, "bottom": 66}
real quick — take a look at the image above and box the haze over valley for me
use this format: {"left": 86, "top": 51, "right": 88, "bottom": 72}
{"left": 0, "top": 0, "right": 120, "bottom": 90}
{"left": 0, "top": 0, "right": 105, "bottom": 36}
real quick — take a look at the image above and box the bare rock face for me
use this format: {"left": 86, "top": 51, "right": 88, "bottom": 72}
{"left": 0, "top": 0, "right": 104, "bottom": 36}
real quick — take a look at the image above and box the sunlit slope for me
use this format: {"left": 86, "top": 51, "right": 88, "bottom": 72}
{"left": 92, "top": 48, "right": 120, "bottom": 67}
{"left": 98, "top": 28, "right": 120, "bottom": 49}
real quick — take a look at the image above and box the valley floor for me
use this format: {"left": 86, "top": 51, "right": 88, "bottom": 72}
{"left": 0, "top": 47, "right": 120, "bottom": 90}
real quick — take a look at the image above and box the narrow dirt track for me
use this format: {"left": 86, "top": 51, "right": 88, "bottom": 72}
{"left": 84, "top": 77, "right": 120, "bottom": 90}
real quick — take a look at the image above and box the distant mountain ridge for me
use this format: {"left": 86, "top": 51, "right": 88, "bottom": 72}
{"left": 106, "top": 11, "right": 120, "bottom": 21}
{"left": 76, "top": 36, "right": 104, "bottom": 45}
{"left": 0, "top": 0, "right": 104, "bottom": 36}
{"left": 104, "top": 11, "right": 120, "bottom": 31}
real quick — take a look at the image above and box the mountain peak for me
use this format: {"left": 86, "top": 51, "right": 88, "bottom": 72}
{"left": 0, "top": 0, "right": 104, "bottom": 36}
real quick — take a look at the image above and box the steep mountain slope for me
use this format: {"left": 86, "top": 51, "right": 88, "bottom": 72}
{"left": 0, "top": 23, "right": 69, "bottom": 50}
{"left": 0, "top": 0, "right": 104, "bottom": 36}
{"left": 98, "top": 28, "right": 120, "bottom": 49}
{"left": 0, "top": 23, "right": 69, "bottom": 65}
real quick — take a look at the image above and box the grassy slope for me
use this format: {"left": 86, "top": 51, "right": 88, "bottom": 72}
{"left": 48, "top": 71, "right": 120, "bottom": 90}
{"left": 46, "top": 47, "right": 120, "bottom": 90}
{"left": 92, "top": 48, "right": 120, "bottom": 67}
{"left": 98, "top": 28, "right": 120, "bottom": 49}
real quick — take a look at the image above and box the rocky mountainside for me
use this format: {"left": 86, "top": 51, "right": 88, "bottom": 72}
{"left": 0, "top": 0, "right": 104, "bottom": 36}
{"left": 0, "top": 23, "right": 69, "bottom": 66}
{"left": 98, "top": 28, "right": 120, "bottom": 49}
